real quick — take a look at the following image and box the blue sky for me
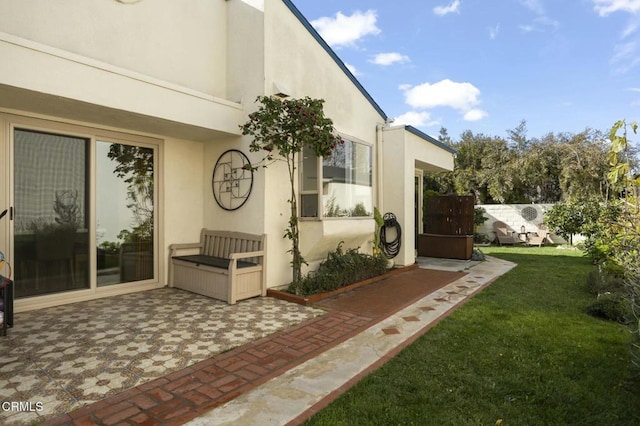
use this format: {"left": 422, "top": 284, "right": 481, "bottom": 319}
{"left": 289, "top": 0, "right": 640, "bottom": 142}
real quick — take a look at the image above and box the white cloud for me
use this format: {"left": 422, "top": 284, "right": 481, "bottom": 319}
{"left": 433, "top": 0, "right": 461, "bottom": 16}
{"left": 311, "top": 10, "right": 381, "bottom": 48}
{"left": 629, "top": 87, "right": 640, "bottom": 91}
{"left": 520, "top": 16, "right": 559, "bottom": 33}
{"left": 463, "top": 109, "right": 489, "bottom": 121}
{"left": 345, "top": 63, "right": 361, "bottom": 76}
{"left": 611, "top": 40, "right": 638, "bottom": 61}
{"left": 393, "top": 111, "right": 439, "bottom": 128}
{"left": 489, "top": 24, "right": 500, "bottom": 39}
{"left": 403, "top": 79, "right": 481, "bottom": 111}
{"left": 610, "top": 40, "right": 640, "bottom": 72}
{"left": 520, "top": 0, "right": 545, "bottom": 15}
{"left": 519, "top": 0, "right": 559, "bottom": 33}
{"left": 595, "top": 1, "right": 640, "bottom": 37}
{"left": 401, "top": 79, "right": 488, "bottom": 123}
{"left": 622, "top": 18, "right": 640, "bottom": 37}
{"left": 593, "top": 0, "right": 640, "bottom": 16}
{"left": 370, "top": 52, "right": 410, "bottom": 66}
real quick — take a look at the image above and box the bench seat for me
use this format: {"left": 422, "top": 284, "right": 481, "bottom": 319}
{"left": 172, "top": 255, "right": 257, "bottom": 270}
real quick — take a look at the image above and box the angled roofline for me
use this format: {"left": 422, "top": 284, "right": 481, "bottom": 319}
{"left": 282, "top": 0, "right": 387, "bottom": 120}
{"left": 406, "top": 125, "right": 458, "bottom": 155}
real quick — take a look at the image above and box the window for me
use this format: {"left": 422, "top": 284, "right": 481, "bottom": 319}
{"left": 300, "top": 138, "right": 372, "bottom": 218}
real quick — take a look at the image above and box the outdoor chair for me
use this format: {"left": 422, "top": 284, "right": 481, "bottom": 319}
{"left": 526, "top": 224, "right": 549, "bottom": 247}
{"left": 0, "top": 275, "right": 13, "bottom": 336}
{"left": 492, "top": 221, "right": 523, "bottom": 245}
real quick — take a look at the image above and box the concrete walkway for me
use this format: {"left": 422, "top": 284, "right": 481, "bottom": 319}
{"left": 188, "top": 255, "right": 515, "bottom": 425}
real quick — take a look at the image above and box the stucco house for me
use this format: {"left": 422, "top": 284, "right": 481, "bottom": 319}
{"left": 0, "top": 0, "right": 455, "bottom": 313}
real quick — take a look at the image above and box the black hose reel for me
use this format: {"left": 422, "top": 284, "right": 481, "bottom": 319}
{"left": 379, "top": 212, "right": 401, "bottom": 259}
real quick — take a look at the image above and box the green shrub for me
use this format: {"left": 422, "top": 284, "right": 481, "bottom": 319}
{"left": 586, "top": 293, "right": 631, "bottom": 323}
{"left": 350, "top": 202, "right": 369, "bottom": 217}
{"left": 585, "top": 268, "right": 626, "bottom": 296}
{"left": 473, "top": 232, "right": 491, "bottom": 244}
{"left": 289, "top": 242, "right": 389, "bottom": 296}
{"left": 473, "top": 206, "right": 488, "bottom": 228}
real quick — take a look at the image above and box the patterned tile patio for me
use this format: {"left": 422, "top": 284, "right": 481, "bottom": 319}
{"left": 0, "top": 289, "right": 322, "bottom": 425}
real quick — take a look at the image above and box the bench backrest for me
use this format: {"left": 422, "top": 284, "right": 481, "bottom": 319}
{"left": 200, "top": 230, "right": 265, "bottom": 264}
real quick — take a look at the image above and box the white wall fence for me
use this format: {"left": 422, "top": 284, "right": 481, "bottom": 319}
{"left": 476, "top": 204, "right": 569, "bottom": 244}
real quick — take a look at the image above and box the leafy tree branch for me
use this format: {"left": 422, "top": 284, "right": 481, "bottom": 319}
{"left": 240, "top": 96, "right": 341, "bottom": 290}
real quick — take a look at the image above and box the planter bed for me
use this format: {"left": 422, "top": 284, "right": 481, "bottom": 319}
{"left": 267, "top": 263, "right": 419, "bottom": 306}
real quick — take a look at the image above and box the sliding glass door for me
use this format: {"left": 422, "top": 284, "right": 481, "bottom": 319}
{"left": 11, "top": 123, "right": 157, "bottom": 299}
{"left": 13, "top": 129, "right": 90, "bottom": 297}
{"left": 96, "top": 141, "right": 154, "bottom": 286}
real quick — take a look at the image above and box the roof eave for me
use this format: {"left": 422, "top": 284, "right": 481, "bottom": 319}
{"left": 406, "top": 125, "right": 458, "bottom": 155}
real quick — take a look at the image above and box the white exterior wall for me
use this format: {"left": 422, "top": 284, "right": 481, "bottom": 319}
{"left": 0, "top": 33, "right": 243, "bottom": 139}
{"left": 381, "top": 127, "right": 411, "bottom": 266}
{"left": 163, "top": 138, "right": 206, "bottom": 258}
{"left": 199, "top": 0, "right": 267, "bottom": 236}
{"left": 0, "top": 0, "right": 227, "bottom": 97}
{"left": 262, "top": 0, "right": 385, "bottom": 286}
{"left": 0, "top": 0, "right": 243, "bottom": 140}
{"left": 381, "top": 127, "right": 455, "bottom": 266}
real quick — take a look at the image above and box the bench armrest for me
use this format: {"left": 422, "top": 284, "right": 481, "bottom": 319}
{"left": 169, "top": 242, "right": 203, "bottom": 257}
{"left": 229, "top": 250, "right": 265, "bottom": 260}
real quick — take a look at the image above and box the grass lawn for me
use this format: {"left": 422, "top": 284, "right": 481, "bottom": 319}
{"left": 304, "top": 246, "right": 640, "bottom": 425}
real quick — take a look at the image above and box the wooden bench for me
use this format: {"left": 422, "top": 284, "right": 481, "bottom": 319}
{"left": 169, "top": 230, "right": 266, "bottom": 304}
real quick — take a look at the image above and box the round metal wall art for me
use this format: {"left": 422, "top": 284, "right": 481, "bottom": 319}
{"left": 212, "top": 149, "right": 253, "bottom": 211}
{"left": 520, "top": 206, "right": 538, "bottom": 221}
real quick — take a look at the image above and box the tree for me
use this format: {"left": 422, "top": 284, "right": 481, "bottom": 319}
{"left": 506, "top": 119, "right": 530, "bottom": 154}
{"left": 107, "top": 144, "right": 154, "bottom": 242}
{"left": 544, "top": 198, "right": 602, "bottom": 245}
{"left": 423, "top": 122, "right": 624, "bottom": 205}
{"left": 241, "top": 96, "right": 341, "bottom": 289}
{"left": 438, "top": 127, "right": 452, "bottom": 145}
{"left": 558, "top": 129, "right": 611, "bottom": 201}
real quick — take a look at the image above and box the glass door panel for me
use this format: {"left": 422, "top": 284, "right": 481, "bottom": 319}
{"left": 96, "top": 142, "right": 154, "bottom": 286}
{"left": 13, "top": 129, "right": 90, "bottom": 297}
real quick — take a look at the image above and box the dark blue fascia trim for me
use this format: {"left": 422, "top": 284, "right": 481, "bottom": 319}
{"left": 282, "top": 0, "right": 387, "bottom": 120}
{"left": 406, "top": 125, "right": 458, "bottom": 155}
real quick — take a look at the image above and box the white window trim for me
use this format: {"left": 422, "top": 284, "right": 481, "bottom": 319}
{"left": 299, "top": 135, "right": 374, "bottom": 220}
